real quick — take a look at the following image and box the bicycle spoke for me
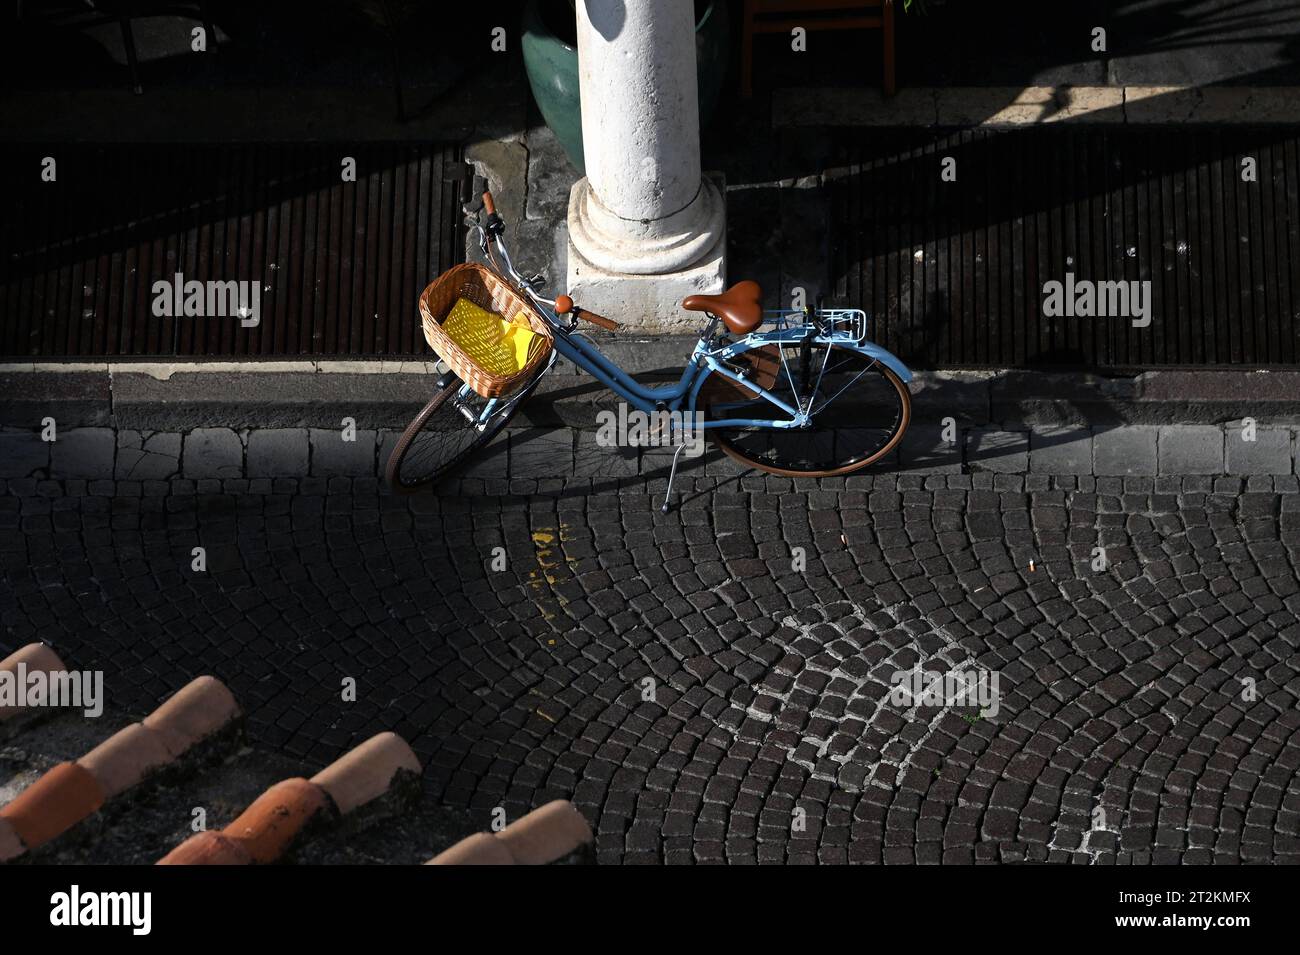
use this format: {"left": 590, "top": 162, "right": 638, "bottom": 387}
{"left": 388, "top": 370, "right": 544, "bottom": 491}
{"left": 811, "top": 357, "right": 877, "bottom": 415}
{"left": 702, "top": 343, "right": 909, "bottom": 475}
{"left": 804, "top": 337, "right": 835, "bottom": 416}
{"left": 777, "top": 340, "right": 801, "bottom": 410}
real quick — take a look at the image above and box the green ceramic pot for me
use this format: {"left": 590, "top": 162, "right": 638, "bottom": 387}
{"left": 521, "top": 0, "right": 730, "bottom": 174}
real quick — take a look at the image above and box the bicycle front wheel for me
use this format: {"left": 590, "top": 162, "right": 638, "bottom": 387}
{"left": 385, "top": 373, "right": 538, "bottom": 492}
{"left": 700, "top": 343, "right": 911, "bottom": 477}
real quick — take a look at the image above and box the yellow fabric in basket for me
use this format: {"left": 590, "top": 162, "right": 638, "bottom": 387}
{"left": 442, "top": 298, "right": 539, "bottom": 376}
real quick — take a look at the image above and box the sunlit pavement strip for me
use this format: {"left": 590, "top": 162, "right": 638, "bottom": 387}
{"left": 3, "top": 470, "right": 1299, "bottom": 864}
{"left": 774, "top": 86, "right": 1300, "bottom": 127}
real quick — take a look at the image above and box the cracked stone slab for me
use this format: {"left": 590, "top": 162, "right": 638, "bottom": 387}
{"left": 459, "top": 432, "right": 508, "bottom": 479}
{"left": 1092, "top": 427, "right": 1157, "bottom": 477}
{"left": 509, "top": 428, "right": 575, "bottom": 479}
{"left": 309, "top": 428, "right": 376, "bottom": 477}
{"left": 49, "top": 427, "right": 115, "bottom": 479}
{"left": 1029, "top": 428, "right": 1093, "bottom": 474}
{"left": 115, "top": 431, "right": 181, "bottom": 480}
{"left": 1225, "top": 427, "right": 1293, "bottom": 475}
{"left": 569, "top": 430, "right": 639, "bottom": 480}
{"left": 899, "top": 425, "right": 961, "bottom": 474}
{"left": 1157, "top": 425, "right": 1223, "bottom": 475}
{"left": 0, "top": 430, "right": 49, "bottom": 479}
{"left": 966, "top": 429, "right": 1028, "bottom": 473}
{"left": 183, "top": 428, "right": 244, "bottom": 479}
{"left": 247, "top": 429, "right": 309, "bottom": 478}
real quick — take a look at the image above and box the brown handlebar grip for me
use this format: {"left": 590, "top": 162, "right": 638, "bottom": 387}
{"left": 578, "top": 308, "right": 618, "bottom": 331}
{"left": 482, "top": 191, "right": 496, "bottom": 215}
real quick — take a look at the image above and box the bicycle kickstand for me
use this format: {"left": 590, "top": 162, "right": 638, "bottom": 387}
{"left": 660, "top": 443, "right": 688, "bottom": 514}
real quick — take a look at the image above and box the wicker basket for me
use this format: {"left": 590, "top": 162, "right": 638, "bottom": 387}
{"left": 420, "top": 262, "right": 553, "bottom": 399}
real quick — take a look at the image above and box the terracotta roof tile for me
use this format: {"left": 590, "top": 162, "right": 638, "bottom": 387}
{"left": 496, "top": 800, "right": 595, "bottom": 865}
{"left": 74, "top": 676, "right": 240, "bottom": 799}
{"left": 159, "top": 733, "right": 421, "bottom": 865}
{"left": 155, "top": 830, "right": 251, "bottom": 866}
{"left": 0, "top": 818, "right": 26, "bottom": 863}
{"left": 427, "top": 800, "right": 594, "bottom": 865}
{"left": 0, "top": 760, "right": 104, "bottom": 853}
{"left": 1, "top": 677, "right": 510, "bottom": 865}
{"left": 78, "top": 722, "right": 174, "bottom": 799}
{"left": 426, "top": 831, "right": 516, "bottom": 865}
{"left": 0, "top": 675, "right": 241, "bottom": 861}
{"left": 310, "top": 731, "right": 420, "bottom": 815}
{"left": 0, "top": 643, "right": 67, "bottom": 723}
{"left": 142, "top": 676, "right": 241, "bottom": 758}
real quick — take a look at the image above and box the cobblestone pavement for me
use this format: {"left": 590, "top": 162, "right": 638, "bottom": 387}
{"left": 4, "top": 468, "right": 1300, "bottom": 864}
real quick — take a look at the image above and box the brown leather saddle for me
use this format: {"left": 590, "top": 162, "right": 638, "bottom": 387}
{"left": 682, "top": 280, "right": 763, "bottom": 335}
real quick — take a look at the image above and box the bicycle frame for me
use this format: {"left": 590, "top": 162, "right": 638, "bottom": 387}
{"left": 548, "top": 322, "right": 801, "bottom": 428}
{"left": 466, "top": 222, "right": 913, "bottom": 436}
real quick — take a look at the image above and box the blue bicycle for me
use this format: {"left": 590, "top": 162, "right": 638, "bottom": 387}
{"left": 386, "top": 181, "right": 913, "bottom": 511}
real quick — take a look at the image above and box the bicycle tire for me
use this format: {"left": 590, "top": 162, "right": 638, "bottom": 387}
{"left": 701, "top": 344, "right": 911, "bottom": 477}
{"left": 385, "top": 374, "right": 537, "bottom": 492}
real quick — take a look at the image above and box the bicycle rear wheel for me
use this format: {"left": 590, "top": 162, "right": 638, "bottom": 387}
{"left": 385, "top": 372, "right": 540, "bottom": 492}
{"left": 700, "top": 342, "right": 910, "bottom": 476}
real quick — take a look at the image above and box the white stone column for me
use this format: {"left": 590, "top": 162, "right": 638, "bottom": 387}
{"left": 565, "top": 0, "right": 726, "bottom": 330}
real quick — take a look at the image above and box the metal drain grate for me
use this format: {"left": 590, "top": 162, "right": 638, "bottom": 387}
{"left": 829, "top": 126, "right": 1300, "bottom": 369}
{"left": 0, "top": 142, "right": 464, "bottom": 359}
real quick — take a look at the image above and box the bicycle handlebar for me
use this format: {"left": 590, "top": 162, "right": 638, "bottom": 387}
{"left": 475, "top": 195, "right": 618, "bottom": 331}
{"left": 577, "top": 309, "right": 618, "bottom": 331}
{"left": 554, "top": 294, "right": 619, "bottom": 331}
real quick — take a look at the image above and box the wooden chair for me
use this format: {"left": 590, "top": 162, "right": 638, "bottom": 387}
{"left": 741, "top": 0, "right": 895, "bottom": 98}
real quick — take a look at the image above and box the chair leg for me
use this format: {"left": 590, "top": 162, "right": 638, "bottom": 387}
{"left": 882, "top": 0, "right": 896, "bottom": 97}
{"left": 379, "top": 0, "right": 407, "bottom": 123}
{"left": 740, "top": 0, "right": 755, "bottom": 99}
{"left": 119, "top": 15, "right": 143, "bottom": 94}
{"left": 199, "top": 1, "right": 217, "bottom": 56}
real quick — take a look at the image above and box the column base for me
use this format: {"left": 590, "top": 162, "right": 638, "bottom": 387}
{"left": 565, "top": 174, "right": 726, "bottom": 332}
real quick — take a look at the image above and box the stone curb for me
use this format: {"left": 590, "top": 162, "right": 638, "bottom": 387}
{"left": 426, "top": 799, "right": 594, "bottom": 866}
{"left": 0, "top": 676, "right": 240, "bottom": 861}
{"left": 0, "top": 643, "right": 67, "bottom": 723}
{"left": 3, "top": 421, "right": 1298, "bottom": 484}
{"left": 158, "top": 731, "right": 422, "bottom": 865}
{"left": 8, "top": 364, "right": 1300, "bottom": 432}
